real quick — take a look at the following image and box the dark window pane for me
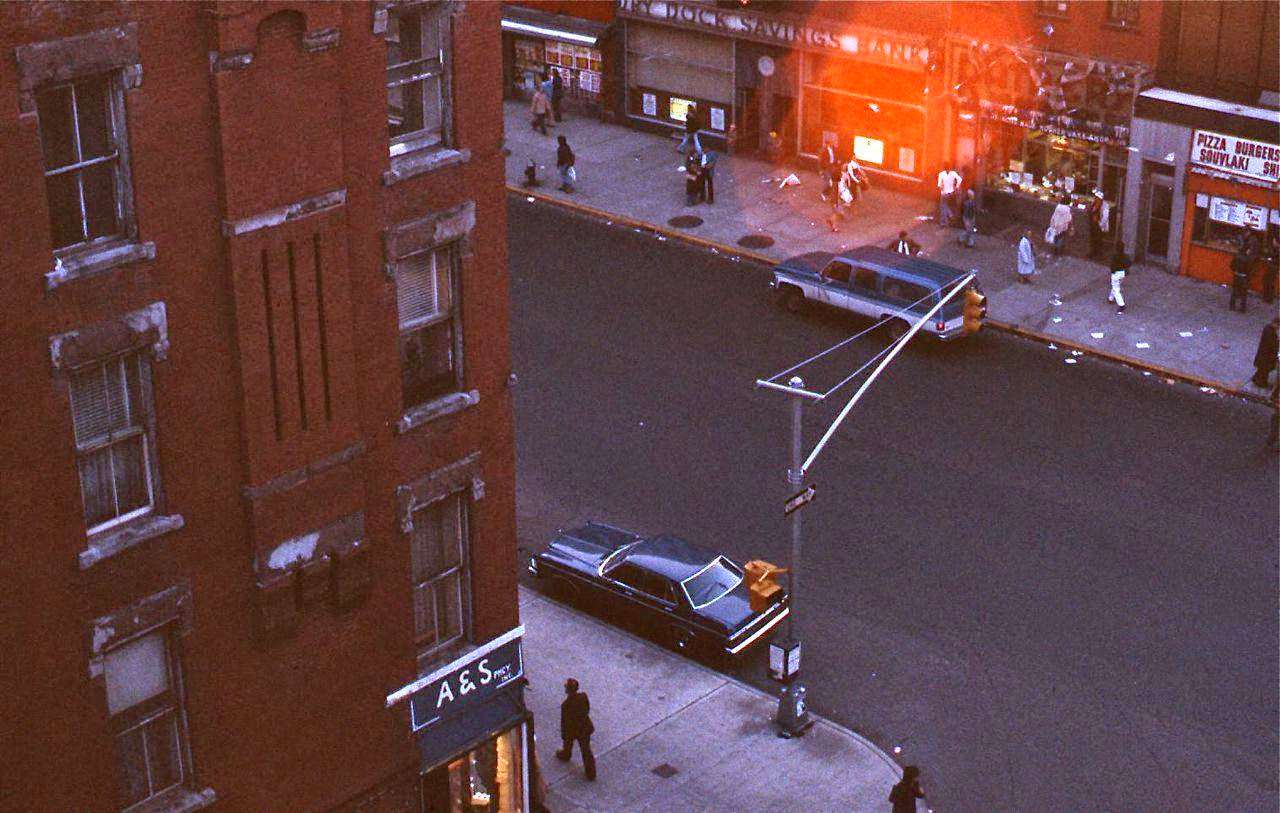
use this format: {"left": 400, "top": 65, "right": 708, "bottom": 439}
{"left": 112, "top": 434, "right": 150, "bottom": 517}
{"left": 400, "top": 320, "right": 455, "bottom": 408}
{"left": 414, "top": 583, "right": 437, "bottom": 643}
{"left": 75, "top": 76, "right": 114, "bottom": 160}
{"left": 79, "top": 447, "right": 117, "bottom": 528}
{"left": 144, "top": 711, "right": 182, "bottom": 794}
{"left": 437, "top": 571, "right": 462, "bottom": 641}
{"left": 389, "top": 79, "right": 425, "bottom": 139}
{"left": 35, "top": 85, "right": 77, "bottom": 169}
{"left": 114, "top": 726, "right": 149, "bottom": 807}
{"left": 397, "top": 12, "right": 423, "bottom": 62}
{"left": 82, "top": 161, "right": 119, "bottom": 240}
{"left": 45, "top": 171, "right": 84, "bottom": 249}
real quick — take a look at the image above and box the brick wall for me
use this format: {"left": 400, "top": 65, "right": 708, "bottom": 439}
{"left": 0, "top": 1, "right": 516, "bottom": 809}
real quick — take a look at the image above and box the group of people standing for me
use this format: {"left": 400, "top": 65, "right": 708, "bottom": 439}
{"left": 1229, "top": 230, "right": 1278, "bottom": 314}
{"left": 526, "top": 70, "right": 578, "bottom": 194}
{"left": 820, "top": 140, "right": 872, "bottom": 232}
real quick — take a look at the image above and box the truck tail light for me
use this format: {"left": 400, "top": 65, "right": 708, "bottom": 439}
{"left": 935, "top": 320, "right": 946, "bottom": 331}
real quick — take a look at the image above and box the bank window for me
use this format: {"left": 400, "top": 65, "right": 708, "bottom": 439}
{"left": 410, "top": 491, "right": 470, "bottom": 660}
{"left": 35, "top": 73, "right": 131, "bottom": 252}
{"left": 1190, "top": 194, "right": 1272, "bottom": 253}
{"left": 104, "top": 629, "right": 192, "bottom": 809}
{"left": 69, "top": 351, "right": 160, "bottom": 536}
{"left": 1036, "top": 0, "right": 1069, "bottom": 16}
{"left": 396, "top": 244, "right": 461, "bottom": 409}
{"left": 386, "top": 5, "right": 450, "bottom": 154}
{"left": 1106, "top": 0, "right": 1138, "bottom": 27}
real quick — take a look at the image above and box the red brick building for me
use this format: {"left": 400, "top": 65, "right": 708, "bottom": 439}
{"left": 0, "top": 2, "right": 526, "bottom": 810}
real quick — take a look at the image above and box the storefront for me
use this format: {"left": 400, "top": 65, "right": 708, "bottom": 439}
{"left": 950, "top": 38, "right": 1146, "bottom": 238}
{"left": 615, "top": 0, "right": 936, "bottom": 183}
{"left": 1126, "top": 87, "right": 1279, "bottom": 286}
{"left": 386, "top": 627, "right": 530, "bottom": 812}
{"left": 502, "top": 5, "right": 611, "bottom": 117}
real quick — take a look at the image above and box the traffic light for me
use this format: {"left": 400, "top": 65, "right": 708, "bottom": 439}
{"left": 962, "top": 286, "right": 987, "bottom": 334}
{"left": 743, "top": 559, "right": 788, "bottom": 612}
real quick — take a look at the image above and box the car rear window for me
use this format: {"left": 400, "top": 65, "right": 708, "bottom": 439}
{"left": 681, "top": 557, "right": 743, "bottom": 609}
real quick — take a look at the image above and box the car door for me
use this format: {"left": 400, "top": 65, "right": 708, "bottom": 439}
{"left": 608, "top": 563, "right": 674, "bottom": 626}
{"left": 816, "top": 259, "right": 853, "bottom": 307}
{"left": 845, "top": 265, "right": 882, "bottom": 317}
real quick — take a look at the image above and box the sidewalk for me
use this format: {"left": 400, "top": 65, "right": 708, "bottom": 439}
{"left": 519, "top": 587, "right": 903, "bottom": 813}
{"left": 503, "top": 101, "right": 1278, "bottom": 400}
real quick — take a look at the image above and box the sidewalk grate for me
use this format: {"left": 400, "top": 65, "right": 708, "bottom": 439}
{"left": 738, "top": 234, "right": 775, "bottom": 249}
{"left": 651, "top": 763, "right": 679, "bottom": 779}
{"left": 667, "top": 215, "right": 704, "bottom": 229}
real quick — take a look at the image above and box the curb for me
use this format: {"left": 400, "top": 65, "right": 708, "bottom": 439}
{"left": 510, "top": 186, "right": 1273, "bottom": 407}
{"left": 518, "top": 585, "right": 905, "bottom": 778}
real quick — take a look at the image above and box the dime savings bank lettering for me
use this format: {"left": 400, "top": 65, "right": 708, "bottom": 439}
{"left": 617, "top": 0, "right": 930, "bottom": 69}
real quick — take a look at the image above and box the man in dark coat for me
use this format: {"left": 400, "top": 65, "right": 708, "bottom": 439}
{"left": 1253, "top": 317, "right": 1279, "bottom": 388}
{"left": 550, "top": 69, "right": 565, "bottom": 123}
{"left": 1229, "top": 245, "right": 1253, "bottom": 312}
{"left": 555, "top": 678, "right": 596, "bottom": 780}
{"left": 889, "top": 765, "right": 925, "bottom": 813}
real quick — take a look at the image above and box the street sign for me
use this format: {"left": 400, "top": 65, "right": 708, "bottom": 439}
{"left": 783, "top": 484, "right": 816, "bottom": 515}
{"left": 385, "top": 626, "right": 525, "bottom": 732}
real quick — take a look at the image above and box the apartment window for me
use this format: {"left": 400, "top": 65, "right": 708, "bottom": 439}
{"left": 36, "top": 73, "right": 129, "bottom": 251}
{"left": 410, "top": 492, "right": 470, "bottom": 659}
{"left": 1106, "top": 0, "right": 1139, "bottom": 26}
{"left": 386, "top": 4, "right": 450, "bottom": 155}
{"left": 1035, "top": 0, "right": 1069, "bottom": 16}
{"left": 396, "top": 244, "right": 461, "bottom": 409}
{"left": 69, "top": 351, "right": 158, "bottom": 535}
{"left": 104, "top": 629, "right": 190, "bottom": 809}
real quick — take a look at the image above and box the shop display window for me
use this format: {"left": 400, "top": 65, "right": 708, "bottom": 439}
{"left": 629, "top": 87, "right": 728, "bottom": 132}
{"left": 422, "top": 725, "right": 525, "bottom": 813}
{"left": 983, "top": 125, "right": 1126, "bottom": 208}
{"left": 520, "top": 40, "right": 602, "bottom": 99}
{"left": 1190, "top": 193, "right": 1275, "bottom": 253}
{"left": 799, "top": 86, "right": 923, "bottom": 175}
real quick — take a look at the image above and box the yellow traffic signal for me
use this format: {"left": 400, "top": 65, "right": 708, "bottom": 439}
{"left": 743, "top": 559, "right": 788, "bottom": 612}
{"left": 962, "top": 287, "right": 987, "bottom": 334}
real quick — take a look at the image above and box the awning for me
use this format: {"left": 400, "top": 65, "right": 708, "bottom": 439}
{"left": 1136, "top": 87, "right": 1280, "bottom": 143}
{"left": 417, "top": 685, "right": 527, "bottom": 771}
{"left": 501, "top": 4, "right": 609, "bottom": 47}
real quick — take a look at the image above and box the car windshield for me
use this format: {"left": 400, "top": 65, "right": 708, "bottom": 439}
{"left": 680, "top": 557, "right": 743, "bottom": 609}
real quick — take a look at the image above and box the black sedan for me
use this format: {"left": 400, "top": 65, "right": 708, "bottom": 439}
{"left": 527, "top": 521, "right": 790, "bottom": 658}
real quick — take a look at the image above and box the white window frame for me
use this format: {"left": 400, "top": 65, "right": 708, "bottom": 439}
{"left": 35, "top": 72, "right": 133, "bottom": 254}
{"left": 386, "top": 4, "right": 452, "bottom": 157}
{"left": 409, "top": 490, "right": 471, "bottom": 661}
{"left": 104, "top": 626, "right": 194, "bottom": 811}
{"left": 395, "top": 243, "right": 463, "bottom": 409}
{"left": 69, "top": 350, "right": 160, "bottom": 536}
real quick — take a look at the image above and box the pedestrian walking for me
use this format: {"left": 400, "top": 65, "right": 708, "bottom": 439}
{"left": 890, "top": 230, "right": 921, "bottom": 256}
{"left": 556, "top": 135, "right": 576, "bottom": 192}
{"left": 1047, "top": 196, "right": 1073, "bottom": 257}
{"left": 530, "top": 85, "right": 550, "bottom": 135}
{"left": 684, "top": 152, "right": 701, "bottom": 206}
{"left": 826, "top": 171, "right": 854, "bottom": 232}
{"left": 556, "top": 678, "right": 596, "bottom": 780}
{"left": 550, "top": 69, "right": 565, "bottom": 123}
{"left": 1109, "top": 243, "right": 1130, "bottom": 314}
{"left": 1262, "top": 232, "right": 1278, "bottom": 304}
{"left": 677, "top": 104, "right": 701, "bottom": 153}
{"left": 936, "top": 166, "right": 961, "bottom": 226}
{"left": 699, "top": 149, "right": 717, "bottom": 204}
{"left": 1086, "top": 189, "right": 1105, "bottom": 258}
{"left": 960, "top": 189, "right": 977, "bottom": 248}
{"left": 847, "top": 158, "right": 871, "bottom": 202}
{"left": 1253, "top": 317, "right": 1279, "bottom": 388}
{"left": 889, "top": 765, "right": 926, "bottom": 813}
{"left": 819, "top": 139, "right": 838, "bottom": 202}
{"left": 1017, "top": 229, "right": 1036, "bottom": 284}
{"left": 1267, "top": 381, "right": 1280, "bottom": 452}
{"left": 1229, "top": 245, "right": 1253, "bottom": 312}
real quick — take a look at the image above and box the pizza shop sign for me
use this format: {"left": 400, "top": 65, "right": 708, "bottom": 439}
{"left": 385, "top": 626, "right": 525, "bottom": 732}
{"left": 617, "top": 0, "right": 930, "bottom": 70}
{"left": 1190, "top": 130, "right": 1280, "bottom": 185}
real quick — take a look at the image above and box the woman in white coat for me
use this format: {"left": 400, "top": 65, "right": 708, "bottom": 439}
{"left": 1017, "top": 229, "right": 1036, "bottom": 284}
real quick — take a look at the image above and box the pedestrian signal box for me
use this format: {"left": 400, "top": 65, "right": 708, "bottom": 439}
{"left": 744, "top": 559, "right": 787, "bottom": 612}
{"left": 962, "top": 287, "right": 987, "bottom": 334}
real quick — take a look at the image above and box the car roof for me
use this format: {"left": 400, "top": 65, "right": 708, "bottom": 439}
{"left": 840, "top": 245, "right": 971, "bottom": 287}
{"left": 624, "top": 535, "right": 718, "bottom": 582}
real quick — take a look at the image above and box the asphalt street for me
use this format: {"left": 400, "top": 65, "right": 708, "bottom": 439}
{"left": 507, "top": 197, "right": 1279, "bottom": 812}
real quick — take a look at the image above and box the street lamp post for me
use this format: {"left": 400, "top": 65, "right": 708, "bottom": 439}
{"left": 774, "top": 375, "right": 812, "bottom": 738}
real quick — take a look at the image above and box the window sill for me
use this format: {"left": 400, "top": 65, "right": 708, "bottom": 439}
{"left": 47, "top": 240, "right": 156, "bottom": 291}
{"left": 126, "top": 786, "right": 215, "bottom": 813}
{"left": 384, "top": 146, "right": 471, "bottom": 186}
{"left": 80, "top": 513, "right": 185, "bottom": 571}
{"left": 396, "top": 389, "right": 480, "bottom": 434}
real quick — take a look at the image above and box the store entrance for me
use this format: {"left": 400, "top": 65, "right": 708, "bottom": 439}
{"left": 1140, "top": 163, "right": 1174, "bottom": 263}
{"left": 735, "top": 88, "right": 759, "bottom": 154}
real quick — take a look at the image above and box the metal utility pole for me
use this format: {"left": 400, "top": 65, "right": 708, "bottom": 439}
{"left": 774, "top": 375, "right": 812, "bottom": 738}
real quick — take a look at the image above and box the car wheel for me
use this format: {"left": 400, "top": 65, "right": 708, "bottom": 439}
{"left": 669, "top": 625, "right": 694, "bottom": 653}
{"left": 779, "top": 287, "right": 804, "bottom": 314}
{"left": 885, "top": 317, "right": 909, "bottom": 342}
